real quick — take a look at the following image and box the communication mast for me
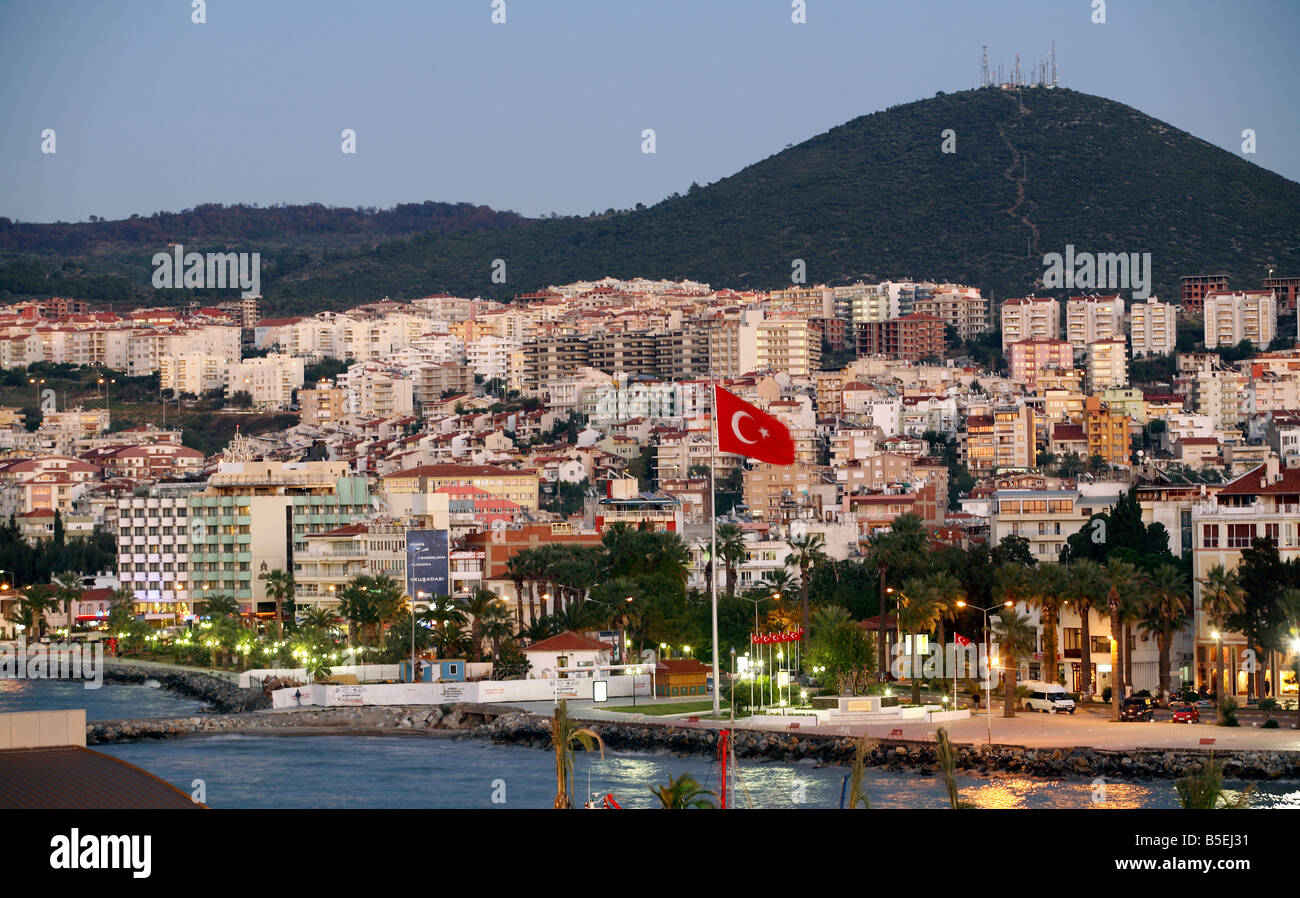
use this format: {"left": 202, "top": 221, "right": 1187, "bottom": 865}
{"left": 981, "top": 45, "right": 991, "bottom": 88}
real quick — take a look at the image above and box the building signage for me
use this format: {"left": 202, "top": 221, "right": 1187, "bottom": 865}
{"left": 406, "top": 529, "right": 450, "bottom": 599}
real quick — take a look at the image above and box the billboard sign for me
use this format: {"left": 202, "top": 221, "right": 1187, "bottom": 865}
{"left": 406, "top": 529, "right": 450, "bottom": 599}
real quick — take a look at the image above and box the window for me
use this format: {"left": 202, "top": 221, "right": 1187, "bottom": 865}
{"left": 1228, "top": 524, "right": 1254, "bottom": 549}
{"left": 1202, "top": 524, "right": 1219, "bottom": 548}
{"left": 1265, "top": 523, "right": 1280, "bottom": 545}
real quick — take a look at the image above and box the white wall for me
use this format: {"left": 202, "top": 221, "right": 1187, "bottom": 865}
{"left": 271, "top": 674, "right": 651, "bottom": 708}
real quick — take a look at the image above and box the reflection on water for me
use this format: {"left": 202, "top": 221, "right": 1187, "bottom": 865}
{"left": 95, "top": 734, "right": 1300, "bottom": 810}
{"left": 0, "top": 676, "right": 205, "bottom": 718}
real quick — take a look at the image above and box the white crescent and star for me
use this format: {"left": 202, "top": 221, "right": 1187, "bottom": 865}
{"left": 730, "top": 411, "right": 772, "bottom": 444}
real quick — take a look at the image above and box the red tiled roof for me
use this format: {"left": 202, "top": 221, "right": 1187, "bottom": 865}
{"left": 523, "top": 630, "right": 612, "bottom": 653}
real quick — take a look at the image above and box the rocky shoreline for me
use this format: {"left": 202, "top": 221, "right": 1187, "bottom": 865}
{"left": 102, "top": 664, "right": 271, "bottom": 713}
{"left": 85, "top": 702, "right": 1300, "bottom": 780}
{"left": 87, "top": 703, "right": 519, "bottom": 744}
{"left": 482, "top": 714, "right": 1300, "bottom": 781}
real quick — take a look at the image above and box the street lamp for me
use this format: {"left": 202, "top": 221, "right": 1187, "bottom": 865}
{"left": 957, "top": 599, "right": 1013, "bottom": 744}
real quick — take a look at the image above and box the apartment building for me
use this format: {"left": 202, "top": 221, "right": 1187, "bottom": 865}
{"left": 857, "top": 314, "right": 945, "bottom": 361}
{"left": 293, "top": 521, "right": 409, "bottom": 606}
{"left": 912, "top": 285, "right": 989, "bottom": 342}
{"left": 465, "top": 335, "right": 520, "bottom": 381}
{"left": 340, "top": 362, "right": 415, "bottom": 418}
{"left": 960, "top": 404, "right": 1035, "bottom": 473}
{"left": 1086, "top": 338, "right": 1129, "bottom": 392}
{"left": 299, "top": 380, "right": 348, "bottom": 427}
{"left": 381, "top": 463, "right": 539, "bottom": 512}
{"left": 1000, "top": 297, "right": 1059, "bottom": 352}
{"left": 522, "top": 335, "right": 591, "bottom": 395}
{"left": 739, "top": 317, "right": 821, "bottom": 376}
{"left": 1191, "top": 458, "right": 1300, "bottom": 698}
{"left": 224, "top": 354, "right": 305, "bottom": 410}
{"left": 1262, "top": 275, "right": 1300, "bottom": 314}
{"left": 1180, "top": 274, "right": 1231, "bottom": 315}
{"left": 1129, "top": 297, "right": 1177, "bottom": 357}
{"left": 989, "top": 488, "right": 1121, "bottom": 564}
{"left": 114, "top": 481, "right": 207, "bottom": 625}
{"left": 1203, "top": 290, "right": 1277, "bottom": 349}
{"left": 1083, "top": 396, "right": 1131, "bottom": 467}
{"left": 160, "top": 352, "right": 226, "bottom": 396}
{"left": 1064, "top": 294, "right": 1125, "bottom": 353}
{"left": 1007, "top": 339, "right": 1073, "bottom": 389}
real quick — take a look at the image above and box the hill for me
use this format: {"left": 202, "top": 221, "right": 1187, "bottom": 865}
{"left": 3, "top": 88, "right": 1298, "bottom": 312}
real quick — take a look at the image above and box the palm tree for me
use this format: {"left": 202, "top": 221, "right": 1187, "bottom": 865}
{"left": 991, "top": 607, "right": 1036, "bottom": 717}
{"left": 650, "top": 773, "right": 717, "bottom": 809}
{"left": 1199, "top": 564, "right": 1244, "bottom": 722}
{"left": 759, "top": 568, "right": 798, "bottom": 601}
{"left": 52, "top": 571, "right": 83, "bottom": 633}
{"left": 551, "top": 700, "right": 605, "bottom": 809}
{"left": 1141, "top": 564, "right": 1190, "bottom": 706}
{"left": 909, "top": 570, "right": 963, "bottom": 678}
{"left": 504, "top": 554, "right": 529, "bottom": 628}
{"left": 1064, "top": 559, "right": 1108, "bottom": 699}
{"left": 199, "top": 591, "right": 239, "bottom": 620}
{"left": 8, "top": 589, "right": 58, "bottom": 641}
{"left": 899, "top": 577, "right": 945, "bottom": 704}
{"left": 716, "top": 523, "right": 747, "bottom": 599}
{"left": 785, "top": 533, "right": 828, "bottom": 653}
{"left": 464, "top": 588, "right": 505, "bottom": 664}
{"left": 866, "top": 513, "right": 928, "bottom": 681}
{"left": 299, "top": 605, "right": 342, "bottom": 634}
{"left": 477, "top": 601, "right": 516, "bottom": 663}
{"left": 1025, "top": 564, "right": 1066, "bottom": 685}
{"left": 259, "top": 568, "right": 296, "bottom": 641}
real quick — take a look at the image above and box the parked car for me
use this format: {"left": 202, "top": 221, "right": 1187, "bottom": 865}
{"left": 1019, "top": 680, "right": 1076, "bottom": 714}
{"left": 1169, "top": 701, "right": 1200, "bottom": 723}
{"left": 1120, "top": 696, "right": 1155, "bottom": 722}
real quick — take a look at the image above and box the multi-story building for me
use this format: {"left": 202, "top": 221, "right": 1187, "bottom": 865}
{"left": 224, "top": 354, "right": 305, "bottom": 410}
{"left": 1181, "top": 274, "right": 1231, "bottom": 315}
{"left": 1065, "top": 294, "right": 1125, "bottom": 353}
{"left": 465, "top": 335, "right": 520, "bottom": 382}
{"left": 293, "top": 520, "right": 409, "bottom": 607}
{"left": 114, "top": 481, "right": 207, "bottom": 626}
{"left": 381, "top": 463, "right": 539, "bottom": 512}
{"left": 1203, "top": 290, "right": 1277, "bottom": 349}
{"left": 1086, "top": 338, "right": 1129, "bottom": 392}
{"left": 1191, "top": 458, "right": 1300, "bottom": 699}
{"left": 340, "top": 362, "right": 415, "bottom": 418}
{"left": 1084, "top": 396, "right": 1131, "bottom": 467}
{"left": 989, "top": 488, "right": 1122, "bottom": 564}
{"left": 1000, "top": 297, "right": 1059, "bottom": 351}
{"left": 960, "top": 404, "right": 1035, "bottom": 474}
{"left": 912, "top": 285, "right": 989, "bottom": 342}
{"left": 857, "top": 314, "right": 945, "bottom": 361}
{"left": 1007, "top": 339, "right": 1073, "bottom": 389}
{"left": 589, "top": 332, "right": 660, "bottom": 378}
{"left": 1262, "top": 275, "right": 1300, "bottom": 314}
{"left": 1129, "top": 297, "right": 1177, "bottom": 357}
{"left": 298, "top": 380, "right": 348, "bottom": 428}
{"left": 522, "top": 336, "right": 591, "bottom": 395}
{"left": 739, "top": 317, "right": 820, "bottom": 376}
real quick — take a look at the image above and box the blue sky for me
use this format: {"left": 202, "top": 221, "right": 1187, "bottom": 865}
{"left": 2, "top": 0, "right": 1297, "bottom": 223}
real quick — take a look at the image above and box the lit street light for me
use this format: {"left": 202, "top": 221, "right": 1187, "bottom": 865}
{"left": 957, "top": 599, "right": 1013, "bottom": 744}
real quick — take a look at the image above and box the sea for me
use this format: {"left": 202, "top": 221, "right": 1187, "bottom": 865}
{"left": 4, "top": 677, "right": 1299, "bottom": 810}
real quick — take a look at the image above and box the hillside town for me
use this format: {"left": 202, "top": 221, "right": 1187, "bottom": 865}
{"left": 2, "top": 272, "right": 1300, "bottom": 710}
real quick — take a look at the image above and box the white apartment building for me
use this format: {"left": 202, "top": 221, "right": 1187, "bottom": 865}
{"left": 224, "top": 354, "right": 306, "bottom": 410}
{"left": 1065, "top": 294, "right": 1125, "bottom": 353}
{"left": 1204, "top": 290, "right": 1277, "bottom": 349}
{"left": 989, "top": 488, "right": 1122, "bottom": 564}
{"left": 466, "top": 335, "right": 521, "bottom": 381}
{"left": 1086, "top": 338, "right": 1129, "bottom": 392}
{"left": 293, "top": 521, "right": 408, "bottom": 606}
{"left": 161, "top": 352, "right": 226, "bottom": 396}
{"left": 340, "top": 362, "right": 416, "bottom": 418}
{"left": 739, "top": 316, "right": 820, "bottom": 377}
{"left": 1000, "top": 297, "right": 1059, "bottom": 352}
{"left": 1129, "top": 297, "right": 1177, "bottom": 357}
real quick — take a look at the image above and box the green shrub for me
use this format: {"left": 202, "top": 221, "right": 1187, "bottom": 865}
{"left": 1218, "top": 697, "right": 1240, "bottom": 727}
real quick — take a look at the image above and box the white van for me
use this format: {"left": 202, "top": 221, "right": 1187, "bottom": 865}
{"left": 1020, "top": 680, "right": 1075, "bottom": 714}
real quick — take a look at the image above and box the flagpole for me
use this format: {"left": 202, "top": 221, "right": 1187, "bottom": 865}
{"left": 709, "top": 371, "right": 721, "bottom": 719}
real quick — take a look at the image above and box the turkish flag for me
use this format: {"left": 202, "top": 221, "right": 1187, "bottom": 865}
{"left": 955, "top": 634, "right": 971, "bottom": 647}
{"left": 715, "top": 386, "right": 795, "bottom": 465}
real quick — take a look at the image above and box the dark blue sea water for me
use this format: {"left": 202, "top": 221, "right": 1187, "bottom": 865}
{"left": 0, "top": 676, "right": 205, "bottom": 718}
{"left": 6, "top": 679, "right": 1299, "bottom": 809}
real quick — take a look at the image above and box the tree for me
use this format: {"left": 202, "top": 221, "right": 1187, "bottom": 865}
{"left": 1229, "top": 538, "right": 1291, "bottom": 702}
{"left": 898, "top": 576, "right": 946, "bottom": 704}
{"left": 259, "top": 568, "right": 295, "bottom": 641}
{"left": 52, "top": 570, "right": 83, "bottom": 630}
{"left": 8, "top": 587, "right": 58, "bottom": 640}
{"left": 551, "top": 700, "right": 604, "bottom": 809}
{"left": 299, "top": 605, "right": 342, "bottom": 634}
{"left": 1025, "top": 564, "right": 1066, "bottom": 685}
{"left": 716, "top": 523, "right": 747, "bottom": 600}
{"left": 991, "top": 607, "right": 1036, "bottom": 717}
{"left": 1198, "top": 564, "right": 1243, "bottom": 721}
{"left": 464, "top": 587, "right": 508, "bottom": 664}
{"left": 806, "top": 609, "right": 876, "bottom": 696}
{"left": 785, "top": 533, "right": 828, "bottom": 653}
{"left": 650, "top": 773, "right": 717, "bottom": 809}
{"left": 1140, "top": 563, "right": 1190, "bottom": 705}
{"left": 866, "top": 513, "right": 927, "bottom": 679}
{"left": 1063, "top": 559, "right": 1108, "bottom": 698}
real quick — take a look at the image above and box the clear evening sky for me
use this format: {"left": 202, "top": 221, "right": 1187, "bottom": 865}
{"left": 1, "top": 0, "right": 1296, "bottom": 223}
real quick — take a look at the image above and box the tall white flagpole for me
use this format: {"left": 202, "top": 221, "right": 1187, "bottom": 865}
{"left": 710, "top": 373, "right": 721, "bottom": 719}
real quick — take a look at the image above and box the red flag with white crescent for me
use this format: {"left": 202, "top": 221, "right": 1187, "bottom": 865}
{"left": 715, "top": 386, "right": 795, "bottom": 466}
